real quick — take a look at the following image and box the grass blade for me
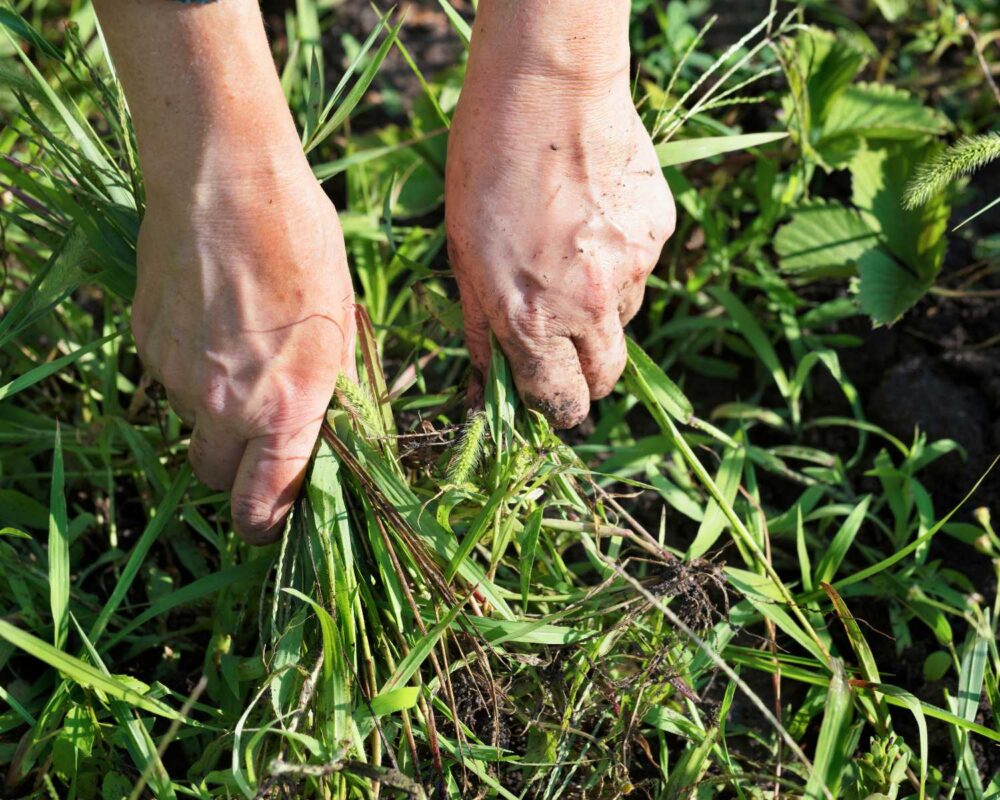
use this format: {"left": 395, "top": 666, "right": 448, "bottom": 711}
{"left": 656, "top": 132, "right": 788, "bottom": 166}
{"left": 88, "top": 467, "right": 192, "bottom": 645}
{"left": 804, "top": 660, "right": 853, "bottom": 799}
{"left": 0, "top": 619, "right": 181, "bottom": 719}
{"left": 48, "top": 423, "right": 68, "bottom": 650}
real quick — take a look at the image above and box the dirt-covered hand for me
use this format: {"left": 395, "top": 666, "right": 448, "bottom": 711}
{"left": 133, "top": 162, "right": 354, "bottom": 544}
{"left": 445, "top": 1, "right": 675, "bottom": 428}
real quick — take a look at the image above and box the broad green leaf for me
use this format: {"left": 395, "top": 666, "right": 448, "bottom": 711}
{"left": 461, "top": 615, "right": 586, "bottom": 646}
{"left": 851, "top": 144, "right": 950, "bottom": 279}
{"left": 856, "top": 247, "right": 931, "bottom": 325}
{"left": 955, "top": 622, "right": 988, "bottom": 724}
{"left": 774, "top": 201, "right": 877, "bottom": 278}
{"left": 799, "top": 29, "right": 869, "bottom": 121}
{"left": 656, "top": 132, "right": 788, "bottom": 167}
{"left": 444, "top": 479, "right": 506, "bottom": 582}
{"left": 52, "top": 703, "right": 98, "bottom": 775}
{"left": 823, "top": 582, "right": 890, "bottom": 730}
{"left": 0, "top": 489, "right": 49, "bottom": 529}
{"left": 282, "top": 588, "right": 350, "bottom": 741}
{"left": 727, "top": 568, "right": 828, "bottom": 664}
{"left": 951, "top": 621, "right": 989, "bottom": 798}
{"left": 873, "top": 0, "right": 910, "bottom": 21}
{"left": 923, "top": 650, "right": 951, "bottom": 682}
{"left": 781, "top": 26, "right": 867, "bottom": 147}
{"left": 382, "top": 601, "right": 463, "bottom": 693}
{"left": 72, "top": 615, "right": 176, "bottom": 799}
{"left": 485, "top": 334, "right": 517, "bottom": 456}
{"left": 0, "top": 226, "right": 92, "bottom": 349}
{"left": 357, "top": 686, "right": 420, "bottom": 720}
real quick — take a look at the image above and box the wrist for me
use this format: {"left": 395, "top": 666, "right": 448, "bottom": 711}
{"left": 135, "top": 58, "right": 303, "bottom": 193}
{"left": 139, "top": 115, "right": 307, "bottom": 200}
{"left": 468, "top": 0, "right": 631, "bottom": 93}
{"left": 96, "top": 0, "right": 305, "bottom": 196}
{"left": 143, "top": 145, "right": 320, "bottom": 229}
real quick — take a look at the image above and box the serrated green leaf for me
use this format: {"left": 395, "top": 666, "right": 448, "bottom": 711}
{"left": 822, "top": 82, "right": 950, "bottom": 143}
{"left": 785, "top": 27, "right": 868, "bottom": 130}
{"left": 775, "top": 201, "right": 878, "bottom": 277}
{"left": 851, "top": 146, "right": 935, "bottom": 247}
{"left": 849, "top": 144, "right": 950, "bottom": 322}
{"left": 856, "top": 247, "right": 931, "bottom": 325}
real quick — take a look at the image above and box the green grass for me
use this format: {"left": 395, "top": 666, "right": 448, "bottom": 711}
{"left": 1, "top": 1, "right": 1000, "bottom": 798}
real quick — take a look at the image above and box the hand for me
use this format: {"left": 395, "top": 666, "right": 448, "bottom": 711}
{"left": 445, "top": 2, "right": 676, "bottom": 428}
{"left": 133, "top": 159, "right": 354, "bottom": 544}
{"left": 91, "top": 0, "right": 355, "bottom": 543}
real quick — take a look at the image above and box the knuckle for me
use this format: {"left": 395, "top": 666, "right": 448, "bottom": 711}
{"left": 585, "top": 259, "right": 616, "bottom": 292}
{"left": 196, "top": 379, "right": 236, "bottom": 421}
{"left": 506, "top": 300, "right": 557, "bottom": 346}
{"left": 260, "top": 388, "right": 324, "bottom": 431}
